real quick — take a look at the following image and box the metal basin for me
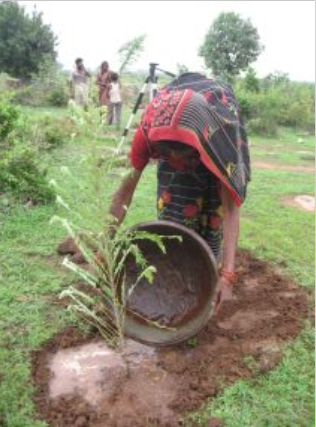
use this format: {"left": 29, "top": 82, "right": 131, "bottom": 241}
{"left": 124, "top": 220, "right": 218, "bottom": 346}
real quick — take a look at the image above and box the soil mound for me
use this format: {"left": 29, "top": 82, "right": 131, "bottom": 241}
{"left": 31, "top": 250, "right": 310, "bottom": 427}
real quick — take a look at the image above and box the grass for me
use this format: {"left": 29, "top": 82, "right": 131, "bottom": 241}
{"left": 0, "top": 109, "right": 314, "bottom": 426}
{"left": 191, "top": 328, "right": 314, "bottom": 427}
{"left": 250, "top": 129, "right": 315, "bottom": 166}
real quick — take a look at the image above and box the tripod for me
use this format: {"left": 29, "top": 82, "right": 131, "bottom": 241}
{"left": 118, "top": 63, "right": 176, "bottom": 152}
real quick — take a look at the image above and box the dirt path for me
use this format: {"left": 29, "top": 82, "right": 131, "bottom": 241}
{"left": 31, "top": 250, "right": 310, "bottom": 427}
{"left": 252, "top": 161, "right": 315, "bottom": 173}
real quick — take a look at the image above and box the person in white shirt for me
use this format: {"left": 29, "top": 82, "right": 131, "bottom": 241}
{"left": 107, "top": 72, "right": 122, "bottom": 128}
{"left": 70, "top": 58, "right": 91, "bottom": 110}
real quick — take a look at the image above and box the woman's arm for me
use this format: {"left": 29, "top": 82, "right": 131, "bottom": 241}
{"left": 214, "top": 183, "right": 240, "bottom": 313}
{"left": 110, "top": 169, "right": 142, "bottom": 225}
{"left": 221, "top": 184, "right": 240, "bottom": 272}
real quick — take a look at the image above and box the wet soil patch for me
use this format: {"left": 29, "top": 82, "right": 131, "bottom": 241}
{"left": 31, "top": 250, "right": 310, "bottom": 427}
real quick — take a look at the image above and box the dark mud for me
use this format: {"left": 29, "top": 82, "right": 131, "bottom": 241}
{"left": 125, "top": 237, "right": 212, "bottom": 327}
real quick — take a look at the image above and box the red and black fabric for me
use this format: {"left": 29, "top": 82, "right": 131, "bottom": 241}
{"left": 157, "top": 159, "right": 223, "bottom": 260}
{"left": 131, "top": 72, "right": 251, "bottom": 206}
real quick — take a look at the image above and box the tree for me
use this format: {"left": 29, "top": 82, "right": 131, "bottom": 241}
{"left": 199, "top": 12, "right": 263, "bottom": 82}
{"left": 118, "top": 35, "right": 146, "bottom": 74}
{"left": 0, "top": 1, "right": 57, "bottom": 79}
{"left": 244, "top": 67, "right": 260, "bottom": 93}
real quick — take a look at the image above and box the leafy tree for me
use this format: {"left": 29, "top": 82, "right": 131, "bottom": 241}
{"left": 262, "top": 71, "right": 290, "bottom": 90}
{"left": 199, "top": 12, "right": 263, "bottom": 81}
{"left": 0, "top": 1, "right": 57, "bottom": 79}
{"left": 244, "top": 67, "right": 260, "bottom": 93}
{"left": 118, "top": 35, "right": 146, "bottom": 74}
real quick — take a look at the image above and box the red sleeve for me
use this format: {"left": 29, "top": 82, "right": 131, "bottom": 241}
{"left": 129, "top": 126, "right": 151, "bottom": 171}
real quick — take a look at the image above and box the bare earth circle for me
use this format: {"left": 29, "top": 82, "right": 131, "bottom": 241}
{"left": 31, "top": 250, "right": 309, "bottom": 427}
{"left": 283, "top": 194, "right": 315, "bottom": 212}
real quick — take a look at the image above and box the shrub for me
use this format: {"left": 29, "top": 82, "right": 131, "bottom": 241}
{"left": 11, "top": 60, "right": 71, "bottom": 107}
{"left": 47, "top": 86, "right": 69, "bottom": 107}
{"left": 234, "top": 76, "right": 315, "bottom": 135}
{"left": 0, "top": 145, "right": 55, "bottom": 203}
{"left": 0, "top": 97, "right": 20, "bottom": 140}
{"left": 247, "top": 117, "right": 278, "bottom": 137}
{"left": 0, "top": 96, "right": 56, "bottom": 204}
{"left": 33, "top": 116, "right": 76, "bottom": 150}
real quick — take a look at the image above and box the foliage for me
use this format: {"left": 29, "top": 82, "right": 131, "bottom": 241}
{"left": 12, "top": 60, "right": 70, "bottom": 107}
{"left": 0, "top": 1, "right": 57, "bottom": 79}
{"left": 234, "top": 77, "right": 315, "bottom": 135}
{"left": 247, "top": 117, "right": 278, "bottom": 137}
{"left": 118, "top": 34, "right": 146, "bottom": 74}
{"left": 0, "top": 144, "right": 55, "bottom": 204}
{"left": 0, "top": 95, "right": 20, "bottom": 139}
{"left": 50, "top": 107, "right": 179, "bottom": 348}
{"left": 199, "top": 12, "right": 263, "bottom": 82}
{"left": 32, "top": 115, "right": 77, "bottom": 151}
{"left": 53, "top": 216, "right": 171, "bottom": 348}
{"left": 243, "top": 67, "right": 260, "bottom": 93}
{"left": 263, "top": 71, "right": 290, "bottom": 88}
{"left": 0, "top": 97, "right": 55, "bottom": 203}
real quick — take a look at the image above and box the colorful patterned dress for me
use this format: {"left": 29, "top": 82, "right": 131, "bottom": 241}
{"left": 157, "top": 159, "right": 223, "bottom": 260}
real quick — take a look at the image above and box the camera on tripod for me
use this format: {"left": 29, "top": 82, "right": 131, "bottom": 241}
{"left": 147, "top": 63, "right": 159, "bottom": 84}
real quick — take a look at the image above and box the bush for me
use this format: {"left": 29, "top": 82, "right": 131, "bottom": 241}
{"left": 0, "top": 145, "right": 55, "bottom": 203}
{"left": 11, "top": 60, "right": 70, "bottom": 107}
{"left": 234, "top": 76, "right": 315, "bottom": 136}
{"left": 47, "top": 87, "right": 69, "bottom": 107}
{"left": 0, "top": 97, "right": 20, "bottom": 139}
{"left": 247, "top": 118, "right": 278, "bottom": 137}
{"left": 0, "top": 96, "right": 56, "bottom": 204}
{"left": 33, "top": 116, "right": 76, "bottom": 150}
{"left": 5, "top": 113, "right": 78, "bottom": 152}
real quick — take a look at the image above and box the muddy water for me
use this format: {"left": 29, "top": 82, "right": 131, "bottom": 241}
{"left": 125, "top": 238, "right": 212, "bottom": 327}
{"left": 49, "top": 340, "right": 156, "bottom": 406}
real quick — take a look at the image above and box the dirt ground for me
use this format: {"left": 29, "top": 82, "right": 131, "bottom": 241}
{"left": 282, "top": 194, "right": 315, "bottom": 212}
{"left": 31, "top": 250, "right": 311, "bottom": 427}
{"left": 252, "top": 161, "right": 315, "bottom": 173}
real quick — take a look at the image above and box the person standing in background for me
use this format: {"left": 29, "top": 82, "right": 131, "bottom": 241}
{"left": 107, "top": 72, "right": 122, "bottom": 129}
{"left": 96, "top": 61, "right": 111, "bottom": 108}
{"left": 70, "top": 58, "right": 91, "bottom": 110}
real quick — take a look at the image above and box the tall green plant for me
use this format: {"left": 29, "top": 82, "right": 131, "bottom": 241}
{"left": 118, "top": 35, "right": 146, "bottom": 74}
{"left": 51, "top": 105, "right": 179, "bottom": 349}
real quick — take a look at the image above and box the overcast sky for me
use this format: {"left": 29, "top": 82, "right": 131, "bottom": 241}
{"left": 19, "top": 1, "right": 315, "bottom": 82}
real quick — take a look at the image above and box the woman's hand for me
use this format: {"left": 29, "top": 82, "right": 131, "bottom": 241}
{"left": 214, "top": 276, "right": 234, "bottom": 314}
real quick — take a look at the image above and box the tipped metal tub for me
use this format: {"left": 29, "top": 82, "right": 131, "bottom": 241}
{"left": 124, "top": 220, "right": 218, "bottom": 346}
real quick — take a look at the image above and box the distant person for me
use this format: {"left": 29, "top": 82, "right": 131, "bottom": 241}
{"left": 96, "top": 61, "right": 111, "bottom": 107}
{"left": 107, "top": 72, "right": 122, "bottom": 128}
{"left": 70, "top": 58, "right": 91, "bottom": 109}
